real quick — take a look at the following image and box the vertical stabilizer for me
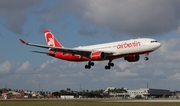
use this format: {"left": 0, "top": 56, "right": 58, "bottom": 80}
{"left": 44, "top": 30, "right": 63, "bottom": 48}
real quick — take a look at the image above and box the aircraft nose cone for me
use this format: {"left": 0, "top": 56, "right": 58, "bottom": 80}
{"left": 158, "top": 42, "right": 161, "bottom": 47}
{"left": 156, "top": 42, "right": 161, "bottom": 49}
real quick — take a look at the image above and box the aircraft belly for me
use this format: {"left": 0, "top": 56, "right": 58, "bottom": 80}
{"left": 55, "top": 52, "right": 89, "bottom": 62}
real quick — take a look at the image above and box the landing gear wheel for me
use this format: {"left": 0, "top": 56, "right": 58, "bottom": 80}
{"left": 91, "top": 62, "right": 94, "bottom": 66}
{"left": 85, "top": 65, "right": 91, "bottom": 69}
{"left": 85, "top": 61, "right": 94, "bottom": 69}
{"left": 105, "top": 65, "right": 111, "bottom": 69}
{"left": 105, "top": 60, "right": 114, "bottom": 69}
{"left": 144, "top": 57, "right": 149, "bottom": 61}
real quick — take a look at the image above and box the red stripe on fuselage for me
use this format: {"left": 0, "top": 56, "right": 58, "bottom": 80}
{"left": 50, "top": 50, "right": 153, "bottom": 62}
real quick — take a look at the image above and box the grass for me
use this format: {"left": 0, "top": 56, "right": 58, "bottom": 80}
{"left": 0, "top": 102, "right": 180, "bottom": 106}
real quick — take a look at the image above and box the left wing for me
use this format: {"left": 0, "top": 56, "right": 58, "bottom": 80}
{"left": 19, "top": 39, "right": 114, "bottom": 59}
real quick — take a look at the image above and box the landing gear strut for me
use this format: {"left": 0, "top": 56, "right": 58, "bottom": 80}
{"left": 85, "top": 61, "right": 94, "bottom": 69}
{"left": 144, "top": 53, "right": 149, "bottom": 61}
{"left": 105, "top": 60, "right": 114, "bottom": 69}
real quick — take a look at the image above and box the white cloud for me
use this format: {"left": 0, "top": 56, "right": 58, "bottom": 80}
{"left": 158, "top": 38, "right": 180, "bottom": 62}
{"left": 0, "top": 61, "right": 12, "bottom": 73}
{"left": 0, "top": 0, "right": 179, "bottom": 38}
{"left": 168, "top": 73, "right": 180, "bottom": 80}
{"left": 111, "top": 69, "right": 138, "bottom": 77}
{"left": 0, "top": 0, "right": 43, "bottom": 35}
{"left": 39, "top": 0, "right": 180, "bottom": 36}
{"left": 176, "top": 26, "right": 180, "bottom": 34}
{"left": 117, "top": 61, "right": 130, "bottom": 70}
{"left": 38, "top": 58, "right": 58, "bottom": 71}
{"left": 153, "top": 70, "right": 164, "bottom": 76}
{"left": 16, "top": 61, "right": 32, "bottom": 73}
{"left": 1, "top": 0, "right": 180, "bottom": 37}
{"left": 58, "top": 71, "right": 85, "bottom": 78}
{"left": 174, "top": 73, "right": 180, "bottom": 80}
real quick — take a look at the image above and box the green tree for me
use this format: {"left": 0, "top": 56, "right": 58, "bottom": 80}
{"left": 52, "top": 91, "right": 60, "bottom": 97}
{"left": 135, "top": 95, "right": 143, "bottom": 99}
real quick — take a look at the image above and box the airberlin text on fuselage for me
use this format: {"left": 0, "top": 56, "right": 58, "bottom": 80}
{"left": 117, "top": 41, "right": 140, "bottom": 49}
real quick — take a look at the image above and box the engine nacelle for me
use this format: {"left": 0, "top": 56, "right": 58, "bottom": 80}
{"left": 124, "top": 55, "right": 140, "bottom": 62}
{"left": 91, "top": 51, "right": 106, "bottom": 60}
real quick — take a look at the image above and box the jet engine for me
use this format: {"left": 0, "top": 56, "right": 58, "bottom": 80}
{"left": 91, "top": 51, "right": 106, "bottom": 60}
{"left": 124, "top": 55, "right": 140, "bottom": 62}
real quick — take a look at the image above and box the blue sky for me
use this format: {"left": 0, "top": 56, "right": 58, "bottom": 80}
{"left": 0, "top": 0, "right": 180, "bottom": 92}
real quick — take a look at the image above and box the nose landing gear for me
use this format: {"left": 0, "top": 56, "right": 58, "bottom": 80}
{"left": 144, "top": 53, "right": 149, "bottom": 61}
{"left": 144, "top": 57, "right": 149, "bottom": 61}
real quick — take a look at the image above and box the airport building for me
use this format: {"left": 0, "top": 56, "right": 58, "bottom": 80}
{"left": 104, "top": 87, "right": 116, "bottom": 93}
{"left": 173, "top": 91, "right": 180, "bottom": 98}
{"left": 105, "top": 87, "right": 171, "bottom": 98}
{"left": 127, "top": 88, "right": 171, "bottom": 98}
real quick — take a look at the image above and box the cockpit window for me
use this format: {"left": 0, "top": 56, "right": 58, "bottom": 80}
{"left": 151, "top": 41, "right": 157, "bottom": 43}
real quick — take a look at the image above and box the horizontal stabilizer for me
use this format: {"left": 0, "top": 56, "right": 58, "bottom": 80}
{"left": 31, "top": 51, "right": 49, "bottom": 54}
{"left": 31, "top": 51, "right": 55, "bottom": 57}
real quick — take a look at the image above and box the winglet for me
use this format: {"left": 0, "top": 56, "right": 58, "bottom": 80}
{"left": 19, "top": 39, "right": 27, "bottom": 44}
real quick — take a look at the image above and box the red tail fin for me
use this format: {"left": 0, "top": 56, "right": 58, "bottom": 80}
{"left": 44, "top": 30, "right": 63, "bottom": 48}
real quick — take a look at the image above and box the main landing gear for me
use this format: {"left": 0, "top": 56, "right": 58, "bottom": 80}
{"left": 85, "top": 61, "right": 94, "bottom": 69}
{"left": 84, "top": 60, "right": 114, "bottom": 69}
{"left": 105, "top": 60, "right": 114, "bottom": 70}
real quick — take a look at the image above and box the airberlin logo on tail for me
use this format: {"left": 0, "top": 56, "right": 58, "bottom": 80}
{"left": 117, "top": 41, "right": 140, "bottom": 49}
{"left": 48, "top": 38, "right": 55, "bottom": 47}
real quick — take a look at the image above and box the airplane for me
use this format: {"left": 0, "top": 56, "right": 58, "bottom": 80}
{"left": 19, "top": 30, "right": 161, "bottom": 69}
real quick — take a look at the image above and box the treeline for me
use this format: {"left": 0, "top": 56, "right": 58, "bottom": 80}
{"left": 52, "top": 89, "right": 106, "bottom": 98}
{"left": 1, "top": 87, "right": 128, "bottom": 98}
{"left": 52, "top": 88, "right": 127, "bottom": 98}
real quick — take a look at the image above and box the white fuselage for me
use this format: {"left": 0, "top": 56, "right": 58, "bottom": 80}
{"left": 75, "top": 38, "right": 161, "bottom": 57}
